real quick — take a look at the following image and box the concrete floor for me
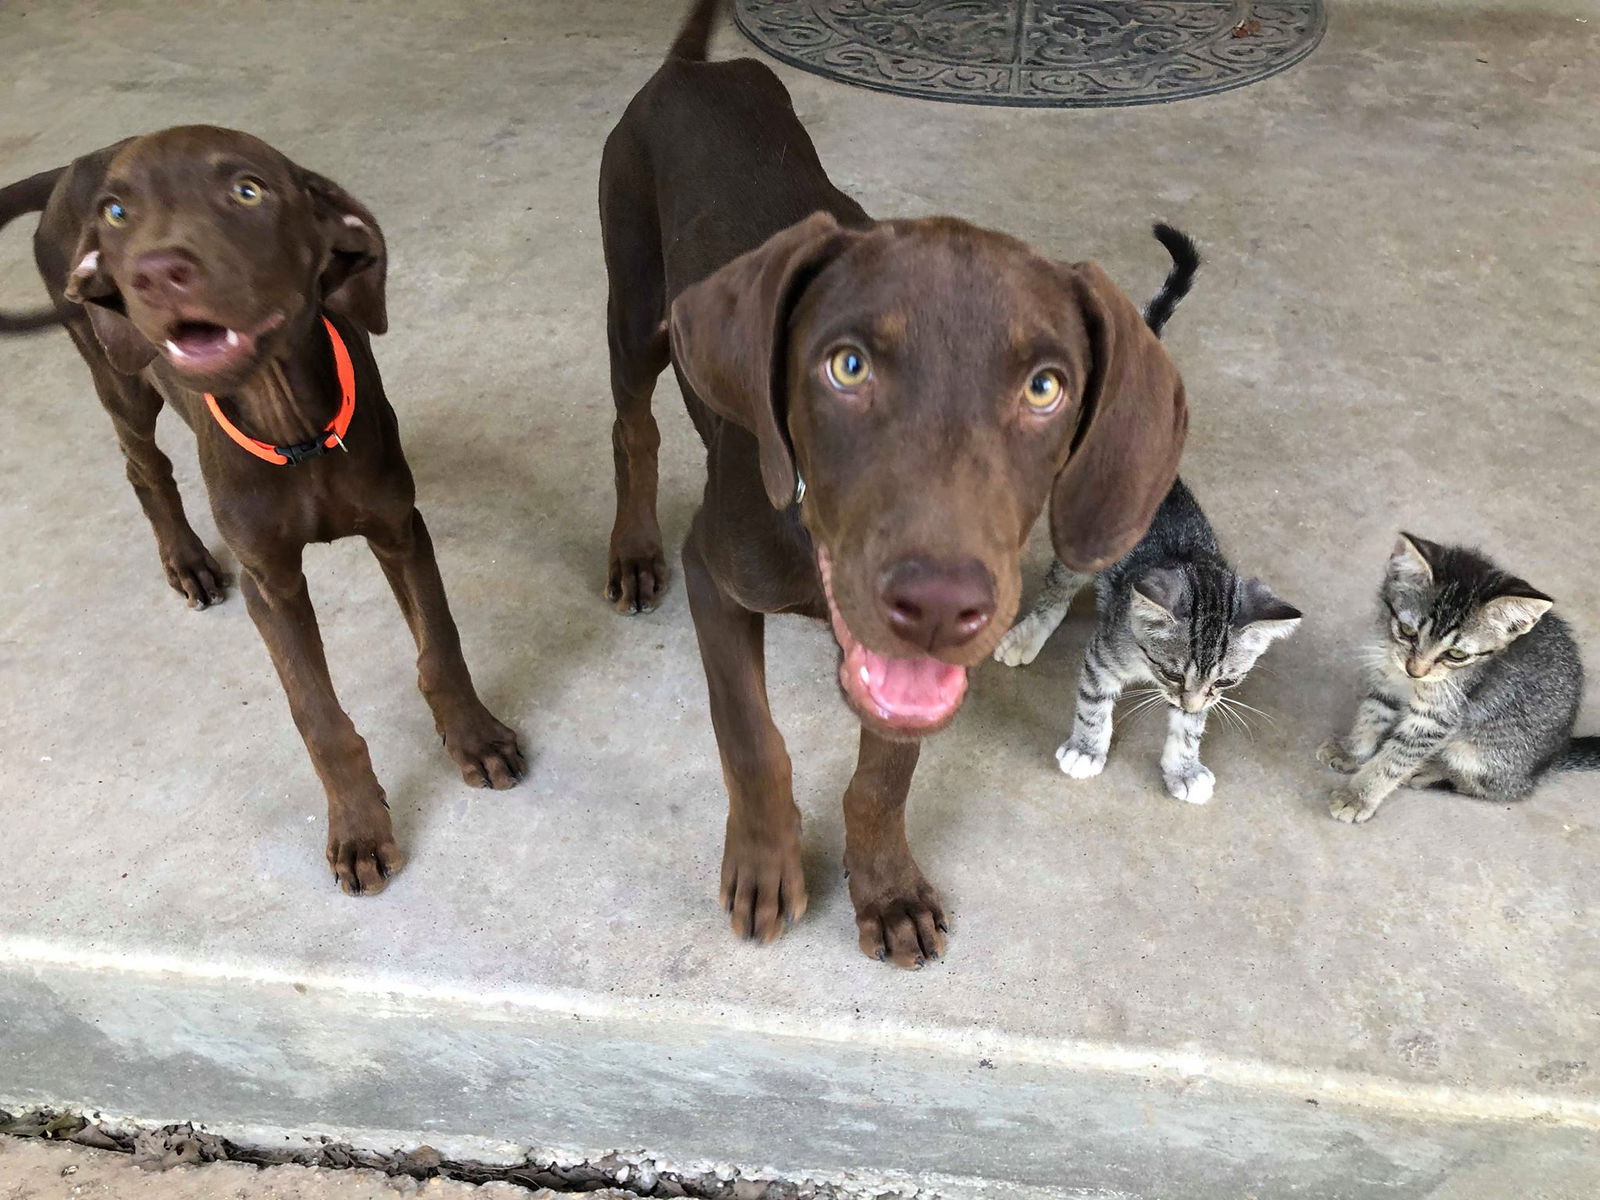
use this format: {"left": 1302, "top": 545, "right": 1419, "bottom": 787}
{"left": 2, "top": 1, "right": 1598, "bottom": 1196}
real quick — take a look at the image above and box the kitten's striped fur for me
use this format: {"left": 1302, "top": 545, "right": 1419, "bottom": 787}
{"left": 995, "top": 225, "right": 1300, "bottom": 805}
{"left": 1320, "top": 535, "right": 1598, "bottom": 822}
{"left": 1011, "top": 482, "right": 1300, "bottom": 804}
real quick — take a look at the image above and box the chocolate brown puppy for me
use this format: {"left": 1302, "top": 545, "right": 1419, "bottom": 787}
{"left": 0, "top": 126, "right": 524, "bottom": 894}
{"left": 600, "top": 1, "right": 1188, "bottom": 965}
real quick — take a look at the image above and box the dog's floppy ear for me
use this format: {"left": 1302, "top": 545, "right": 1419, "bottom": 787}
{"left": 1050, "top": 261, "right": 1188, "bottom": 572}
{"left": 299, "top": 168, "right": 388, "bottom": 335}
{"left": 62, "top": 226, "right": 157, "bottom": 374}
{"left": 669, "top": 211, "right": 857, "bottom": 509}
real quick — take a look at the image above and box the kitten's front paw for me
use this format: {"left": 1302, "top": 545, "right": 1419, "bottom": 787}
{"left": 1317, "top": 738, "right": 1362, "bottom": 774}
{"left": 1055, "top": 742, "right": 1106, "bottom": 779}
{"left": 994, "top": 617, "right": 1050, "bottom": 667}
{"left": 1329, "top": 785, "right": 1380, "bottom": 824}
{"left": 1165, "top": 763, "right": 1215, "bottom": 805}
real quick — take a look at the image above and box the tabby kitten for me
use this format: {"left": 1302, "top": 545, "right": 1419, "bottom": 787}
{"left": 994, "top": 225, "right": 1301, "bottom": 805}
{"left": 997, "top": 481, "right": 1301, "bottom": 804}
{"left": 1319, "top": 535, "right": 1599, "bottom": 822}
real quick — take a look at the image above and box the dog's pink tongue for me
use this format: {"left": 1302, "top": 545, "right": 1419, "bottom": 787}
{"left": 865, "top": 647, "right": 966, "bottom": 718}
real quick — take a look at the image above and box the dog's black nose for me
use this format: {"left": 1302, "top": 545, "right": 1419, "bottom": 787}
{"left": 130, "top": 249, "right": 200, "bottom": 300}
{"left": 879, "top": 556, "right": 995, "bottom": 653}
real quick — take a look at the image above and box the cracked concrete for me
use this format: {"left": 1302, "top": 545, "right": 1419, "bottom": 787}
{"left": 1, "top": 1, "right": 1598, "bottom": 1196}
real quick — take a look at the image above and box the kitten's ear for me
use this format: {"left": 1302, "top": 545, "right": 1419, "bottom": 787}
{"left": 1389, "top": 533, "right": 1436, "bottom": 585}
{"left": 1236, "top": 578, "right": 1302, "bottom": 642}
{"left": 1132, "top": 568, "right": 1185, "bottom": 621}
{"left": 1481, "top": 589, "right": 1553, "bottom": 642}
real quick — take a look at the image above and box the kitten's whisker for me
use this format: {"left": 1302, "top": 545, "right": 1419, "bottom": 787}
{"left": 1222, "top": 696, "right": 1277, "bottom": 726}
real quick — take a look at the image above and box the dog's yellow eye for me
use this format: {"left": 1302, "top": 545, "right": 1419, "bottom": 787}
{"left": 232, "top": 178, "right": 266, "bottom": 206}
{"left": 826, "top": 346, "right": 870, "bottom": 389}
{"left": 101, "top": 200, "right": 129, "bottom": 228}
{"left": 1024, "top": 369, "right": 1064, "bottom": 412}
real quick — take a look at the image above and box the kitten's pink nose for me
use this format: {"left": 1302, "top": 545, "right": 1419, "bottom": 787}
{"left": 1405, "top": 657, "right": 1429, "bottom": 679}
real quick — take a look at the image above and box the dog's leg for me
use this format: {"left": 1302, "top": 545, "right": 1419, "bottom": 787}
{"left": 601, "top": 187, "right": 671, "bottom": 614}
{"left": 843, "top": 727, "right": 948, "bottom": 968}
{"left": 684, "top": 529, "right": 806, "bottom": 942}
{"left": 71, "top": 326, "right": 227, "bottom": 608}
{"left": 368, "top": 507, "right": 525, "bottom": 789}
{"left": 238, "top": 549, "right": 403, "bottom": 894}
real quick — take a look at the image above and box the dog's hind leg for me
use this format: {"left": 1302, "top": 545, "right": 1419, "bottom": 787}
{"left": 368, "top": 508, "right": 526, "bottom": 790}
{"left": 69, "top": 323, "right": 228, "bottom": 608}
{"left": 600, "top": 141, "right": 671, "bottom": 614}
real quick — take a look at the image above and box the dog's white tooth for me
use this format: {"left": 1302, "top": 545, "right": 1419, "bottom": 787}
{"left": 165, "top": 340, "right": 187, "bottom": 359}
{"left": 341, "top": 215, "right": 365, "bottom": 228}
{"left": 859, "top": 666, "right": 871, "bottom": 685}
{"left": 225, "top": 329, "right": 240, "bottom": 348}
{"left": 74, "top": 250, "right": 100, "bottom": 276}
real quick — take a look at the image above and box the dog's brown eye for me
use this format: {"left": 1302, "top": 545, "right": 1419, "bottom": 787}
{"left": 1024, "top": 369, "right": 1064, "bottom": 412}
{"left": 826, "top": 347, "right": 870, "bottom": 389}
{"left": 101, "top": 199, "right": 129, "bottom": 228}
{"left": 232, "top": 178, "right": 266, "bottom": 207}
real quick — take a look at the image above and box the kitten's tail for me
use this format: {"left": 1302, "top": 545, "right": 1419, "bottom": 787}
{"left": 1143, "top": 223, "right": 1201, "bottom": 337}
{"left": 668, "top": 0, "right": 722, "bottom": 61}
{"left": 1553, "top": 736, "right": 1600, "bottom": 772}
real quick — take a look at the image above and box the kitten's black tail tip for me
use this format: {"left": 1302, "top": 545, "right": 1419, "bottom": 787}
{"left": 1144, "top": 223, "right": 1201, "bottom": 337}
{"left": 1555, "top": 736, "right": 1600, "bottom": 772}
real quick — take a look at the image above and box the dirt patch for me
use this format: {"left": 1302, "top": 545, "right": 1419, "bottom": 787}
{"left": 0, "top": 1109, "right": 926, "bottom": 1200}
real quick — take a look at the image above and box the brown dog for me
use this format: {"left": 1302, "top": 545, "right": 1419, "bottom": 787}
{"left": 600, "top": 1, "right": 1188, "bottom": 966}
{"left": 0, "top": 127, "right": 524, "bottom": 894}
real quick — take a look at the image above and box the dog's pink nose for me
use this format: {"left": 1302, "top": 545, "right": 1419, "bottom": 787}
{"left": 130, "top": 250, "right": 199, "bottom": 300}
{"left": 879, "top": 556, "right": 995, "bottom": 653}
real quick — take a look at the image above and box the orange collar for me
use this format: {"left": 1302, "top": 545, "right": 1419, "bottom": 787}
{"left": 203, "top": 316, "right": 356, "bottom": 466}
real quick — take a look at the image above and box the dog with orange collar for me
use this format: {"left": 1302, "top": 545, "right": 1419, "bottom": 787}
{"left": 0, "top": 126, "right": 525, "bottom": 894}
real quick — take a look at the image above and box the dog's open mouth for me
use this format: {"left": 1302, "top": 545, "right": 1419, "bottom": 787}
{"left": 160, "top": 312, "right": 285, "bottom": 375}
{"left": 817, "top": 546, "right": 968, "bottom": 735}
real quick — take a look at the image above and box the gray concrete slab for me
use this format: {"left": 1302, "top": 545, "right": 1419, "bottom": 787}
{"left": 1, "top": 1, "right": 1598, "bottom": 1196}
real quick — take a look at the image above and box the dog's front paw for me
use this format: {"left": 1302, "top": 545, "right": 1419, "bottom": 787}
{"left": 847, "top": 852, "right": 948, "bottom": 969}
{"left": 326, "top": 804, "right": 405, "bottom": 896}
{"left": 1165, "top": 762, "right": 1215, "bottom": 805}
{"left": 1317, "top": 737, "right": 1362, "bottom": 774}
{"left": 720, "top": 811, "right": 807, "bottom": 944}
{"left": 444, "top": 709, "right": 527, "bottom": 789}
{"left": 1055, "top": 741, "right": 1106, "bottom": 778}
{"left": 161, "top": 539, "right": 229, "bottom": 609}
{"left": 606, "top": 530, "right": 669, "bottom": 615}
{"left": 993, "top": 616, "right": 1050, "bottom": 667}
{"left": 1329, "top": 784, "right": 1380, "bottom": 824}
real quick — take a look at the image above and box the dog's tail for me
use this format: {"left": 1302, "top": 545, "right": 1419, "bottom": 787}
{"left": 0, "top": 165, "right": 68, "bottom": 334}
{"left": 668, "top": 0, "right": 722, "bottom": 61}
{"left": 1553, "top": 736, "right": 1600, "bottom": 772}
{"left": 1143, "top": 223, "right": 1201, "bottom": 337}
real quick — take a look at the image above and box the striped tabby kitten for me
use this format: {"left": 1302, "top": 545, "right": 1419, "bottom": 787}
{"left": 1319, "top": 535, "right": 1599, "bottom": 823}
{"left": 995, "top": 224, "right": 1300, "bottom": 804}
{"left": 997, "top": 481, "right": 1301, "bottom": 804}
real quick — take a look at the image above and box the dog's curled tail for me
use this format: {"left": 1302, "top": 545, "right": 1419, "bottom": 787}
{"left": 668, "top": 0, "right": 723, "bottom": 61}
{"left": 1554, "top": 736, "right": 1600, "bottom": 772}
{"left": 0, "top": 165, "right": 68, "bottom": 333}
{"left": 1143, "top": 223, "right": 1201, "bottom": 338}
